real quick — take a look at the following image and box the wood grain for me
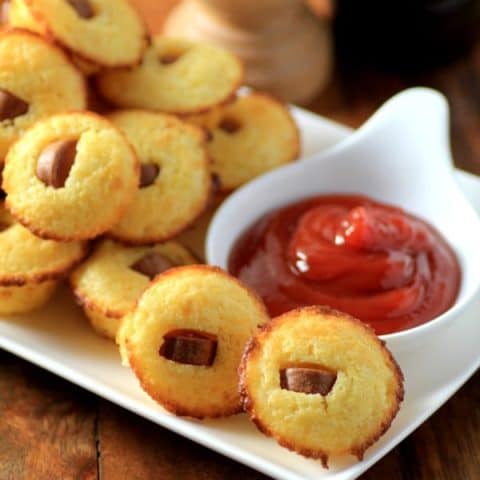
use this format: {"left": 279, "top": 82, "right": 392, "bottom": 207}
{"left": 96, "top": 401, "right": 268, "bottom": 480}
{"left": 0, "top": 350, "right": 97, "bottom": 480}
{"left": 362, "top": 371, "right": 480, "bottom": 479}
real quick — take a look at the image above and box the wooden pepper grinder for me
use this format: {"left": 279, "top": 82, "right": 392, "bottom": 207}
{"left": 163, "top": 0, "right": 333, "bottom": 104}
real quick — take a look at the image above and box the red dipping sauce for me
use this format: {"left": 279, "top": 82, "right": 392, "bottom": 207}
{"left": 229, "top": 195, "right": 460, "bottom": 335}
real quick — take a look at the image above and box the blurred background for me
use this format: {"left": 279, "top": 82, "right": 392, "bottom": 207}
{"left": 133, "top": 0, "right": 480, "bottom": 175}
{"left": 140, "top": 0, "right": 480, "bottom": 73}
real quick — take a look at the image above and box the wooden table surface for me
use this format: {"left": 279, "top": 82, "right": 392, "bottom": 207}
{"left": 1, "top": 1, "right": 479, "bottom": 479}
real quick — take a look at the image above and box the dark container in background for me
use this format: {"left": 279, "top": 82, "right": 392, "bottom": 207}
{"left": 334, "top": 0, "right": 480, "bottom": 72}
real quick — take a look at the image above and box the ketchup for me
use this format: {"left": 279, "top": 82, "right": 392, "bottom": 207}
{"left": 228, "top": 195, "right": 460, "bottom": 335}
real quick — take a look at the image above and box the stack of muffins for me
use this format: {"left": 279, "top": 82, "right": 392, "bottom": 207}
{"left": 0, "top": 0, "right": 404, "bottom": 468}
{"left": 0, "top": 0, "right": 299, "bottom": 320}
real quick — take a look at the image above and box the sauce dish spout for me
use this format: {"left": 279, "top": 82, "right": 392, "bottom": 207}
{"left": 299, "top": 87, "right": 454, "bottom": 206}
{"left": 350, "top": 87, "right": 452, "bottom": 175}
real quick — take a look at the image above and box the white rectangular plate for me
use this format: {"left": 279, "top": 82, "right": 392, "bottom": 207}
{"left": 0, "top": 107, "right": 479, "bottom": 480}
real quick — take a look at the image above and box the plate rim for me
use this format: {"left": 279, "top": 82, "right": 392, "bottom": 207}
{"left": 0, "top": 105, "right": 478, "bottom": 480}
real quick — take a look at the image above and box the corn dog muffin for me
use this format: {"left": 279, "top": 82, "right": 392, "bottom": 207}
{"left": 70, "top": 239, "right": 197, "bottom": 340}
{"left": 9, "top": 0, "right": 148, "bottom": 70}
{"left": 176, "top": 191, "right": 227, "bottom": 260}
{"left": 189, "top": 93, "right": 300, "bottom": 191}
{"left": 0, "top": 204, "right": 86, "bottom": 314}
{"left": 107, "top": 110, "right": 212, "bottom": 244}
{"left": 119, "top": 265, "right": 269, "bottom": 418}
{"left": 3, "top": 112, "right": 139, "bottom": 241}
{"left": 239, "top": 306, "right": 404, "bottom": 467}
{"left": 0, "top": 29, "right": 86, "bottom": 161}
{"left": 96, "top": 37, "right": 243, "bottom": 115}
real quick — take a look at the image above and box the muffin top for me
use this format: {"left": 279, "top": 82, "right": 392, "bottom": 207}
{"left": 0, "top": 204, "right": 86, "bottom": 286}
{"left": 0, "top": 29, "right": 86, "bottom": 160}
{"left": 96, "top": 36, "right": 244, "bottom": 114}
{"left": 239, "top": 306, "right": 404, "bottom": 467}
{"left": 189, "top": 93, "right": 300, "bottom": 191}
{"left": 107, "top": 110, "right": 211, "bottom": 244}
{"left": 3, "top": 111, "right": 139, "bottom": 241}
{"left": 119, "top": 265, "right": 269, "bottom": 418}
{"left": 10, "top": 0, "right": 148, "bottom": 67}
{"left": 70, "top": 239, "right": 198, "bottom": 319}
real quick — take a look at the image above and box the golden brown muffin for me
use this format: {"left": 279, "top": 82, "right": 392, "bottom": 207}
{"left": 188, "top": 93, "right": 300, "bottom": 192}
{"left": 176, "top": 192, "right": 226, "bottom": 260}
{"left": 119, "top": 265, "right": 269, "bottom": 419}
{"left": 71, "top": 55, "right": 101, "bottom": 76}
{"left": 7, "top": 0, "right": 102, "bottom": 75}
{"left": 9, "top": 0, "right": 148, "bottom": 69}
{"left": 3, "top": 111, "right": 139, "bottom": 241}
{"left": 0, "top": 29, "right": 86, "bottom": 161}
{"left": 239, "top": 306, "right": 404, "bottom": 467}
{"left": 0, "top": 204, "right": 87, "bottom": 314}
{"left": 188, "top": 93, "right": 300, "bottom": 191}
{"left": 0, "top": 280, "right": 57, "bottom": 314}
{"left": 107, "top": 110, "right": 212, "bottom": 244}
{"left": 70, "top": 239, "right": 198, "bottom": 340}
{"left": 96, "top": 36, "right": 243, "bottom": 115}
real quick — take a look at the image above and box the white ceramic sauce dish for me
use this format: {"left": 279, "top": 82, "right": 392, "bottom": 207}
{"left": 207, "top": 87, "right": 480, "bottom": 354}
